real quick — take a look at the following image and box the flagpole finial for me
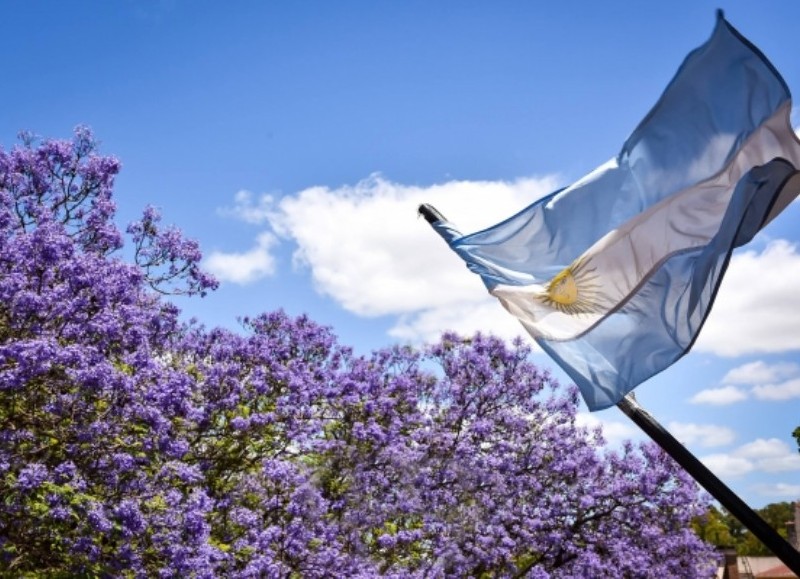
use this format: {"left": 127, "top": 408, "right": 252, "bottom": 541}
{"left": 418, "top": 203, "right": 447, "bottom": 224}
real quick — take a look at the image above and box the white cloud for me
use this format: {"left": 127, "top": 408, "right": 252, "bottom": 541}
{"left": 701, "top": 454, "right": 754, "bottom": 477}
{"left": 667, "top": 422, "right": 736, "bottom": 448}
{"left": 259, "top": 173, "right": 559, "bottom": 341}
{"left": 734, "top": 438, "right": 800, "bottom": 472}
{"left": 733, "top": 438, "right": 787, "bottom": 459}
{"left": 218, "top": 190, "right": 273, "bottom": 225}
{"left": 388, "top": 299, "right": 527, "bottom": 344}
{"left": 575, "top": 412, "right": 641, "bottom": 446}
{"left": 718, "top": 361, "right": 800, "bottom": 401}
{"left": 700, "top": 361, "right": 800, "bottom": 404}
{"left": 752, "top": 378, "right": 800, "bottom": 401}
{"left": 696, "top": 240, "right": 800, "bottom": 356}
{"left": 721, "top": 360, "right": 800, "bottom": 386}
{"left": 751, "top": 482, "right": 800, "bottom": 498}
{"left": 702, "top": 438, "right": 800, "bottom": 479}
{"left": 689, "top": 385, "right": 748, "bottom": 406}
{"left": 216, "top": 175, "right": 800, "bottom": 353}
{"left": 204, "top": 232, "right": 277, "bottom": 284}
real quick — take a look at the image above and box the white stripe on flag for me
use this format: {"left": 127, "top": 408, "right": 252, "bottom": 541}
{"left": 490, "top": 101, "right": 800, "bottom": 341}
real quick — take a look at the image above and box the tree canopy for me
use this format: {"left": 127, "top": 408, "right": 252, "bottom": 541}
{"left": 0, "top": 129, "right": 717, "bottom": 577}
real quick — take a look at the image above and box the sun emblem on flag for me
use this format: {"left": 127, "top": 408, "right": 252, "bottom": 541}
{"left": 538, "top": 257, "right": 601, "bottom": 315}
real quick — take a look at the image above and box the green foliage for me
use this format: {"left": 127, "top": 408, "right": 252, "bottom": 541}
{"left": 693, "top": 501, "right": 795, "bottom": 556}
{"left": 692, "top": 505, "right": 735, "bottom": 547}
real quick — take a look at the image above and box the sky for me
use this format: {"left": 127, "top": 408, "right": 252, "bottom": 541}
{"left": 1, "top": 0, "right": 799, "bottom": 510}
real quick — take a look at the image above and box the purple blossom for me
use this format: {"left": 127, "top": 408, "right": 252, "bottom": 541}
{"left": 16, "top": 463, "right": 48, "bottom": 491}
{"left": 127, "top": 205, "right": 218, "bottom": 296}
{"left": 112, "top": 453, "right": 136, "bottom": 472}
{"left": 113, "top": 500, "right": 146, "bottom": 537}
{"left": 87, "top": 505, "right": 113, "bottom": 533}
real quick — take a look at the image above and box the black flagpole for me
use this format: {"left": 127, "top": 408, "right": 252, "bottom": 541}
{"left": 617, "top": 395, "right": 800, "bottom": 574}
{"left": 418, "top": 203, "right": 800, "bottom": 575}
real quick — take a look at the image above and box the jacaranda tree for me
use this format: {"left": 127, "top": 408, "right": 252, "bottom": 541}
{"left": 0, "top": 129, "right": 717, "bottom": 577}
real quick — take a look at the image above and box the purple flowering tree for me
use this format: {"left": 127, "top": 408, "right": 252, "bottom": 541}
{"left": 0, "top": 129, "right": 717, "bottom": 577}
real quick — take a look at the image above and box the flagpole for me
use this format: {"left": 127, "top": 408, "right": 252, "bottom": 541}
{"left": 617, "top": 394, "right": 800, "bottom": 575}
{"left": 418, "top": 203, "right": 800, "bottom": 575}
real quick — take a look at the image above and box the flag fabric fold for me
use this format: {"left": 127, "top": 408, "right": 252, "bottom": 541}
{"left": 433, "top": 12, "right": 800, "bottom": 411}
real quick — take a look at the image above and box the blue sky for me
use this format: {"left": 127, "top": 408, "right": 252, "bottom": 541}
{"left": 2, "top": 0, "right": 799, "bottom": 509}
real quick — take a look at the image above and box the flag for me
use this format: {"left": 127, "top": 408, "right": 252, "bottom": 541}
{"left": 430, "top": 12, "right": 800, "bottom": 411}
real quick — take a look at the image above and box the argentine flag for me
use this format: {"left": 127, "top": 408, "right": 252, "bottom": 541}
{"left": 429, "top": 12, "right": 800, "bottom": 411}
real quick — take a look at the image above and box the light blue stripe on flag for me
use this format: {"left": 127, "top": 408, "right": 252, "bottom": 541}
{"left": 433, "top": 12, "right": 800, "bottom": 411}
